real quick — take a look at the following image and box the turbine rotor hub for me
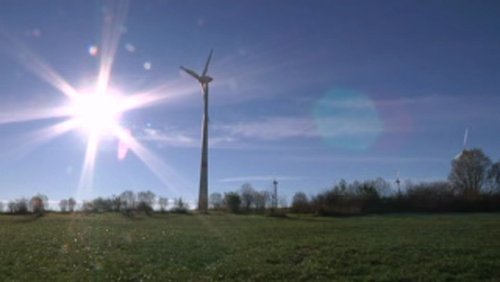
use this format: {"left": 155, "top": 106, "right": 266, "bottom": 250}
{"left": 200, "top": 76, "right": 213, "bottom": 84}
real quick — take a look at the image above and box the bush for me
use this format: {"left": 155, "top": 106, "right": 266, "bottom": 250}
{"left": 291, "top": 192, "right": 310, "bottom": 213}
{"left": 224, "top": 192, "right": 241, "bottom": 213}
{"left": 309, "top": 180, "right": 383, "bottom": 215}
{"left": 171, "top": 198, "right": 189, "bottom": 214}
{"left": 136, "top": 201, "right": 154, "bottom": 215}
{"left": 8, "top": 198, "right": 29, "bottom": 214}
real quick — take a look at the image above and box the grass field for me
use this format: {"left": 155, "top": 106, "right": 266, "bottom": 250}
{"left": 0, "top": 213, "right": 499, "bottom": 281}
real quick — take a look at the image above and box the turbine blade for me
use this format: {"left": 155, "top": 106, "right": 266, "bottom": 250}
{"left": 202, "top": 49, "right": 213, "bottom": 76}
{"left": 180, "top": 66, "right": 201, "bottom": 80}
{"left": 463, "top": 127, "right": 469, "bottom": 149}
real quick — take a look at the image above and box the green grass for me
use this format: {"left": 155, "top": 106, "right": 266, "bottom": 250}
{"left": 0, "top": 213, "right": 499, "bottom": 281}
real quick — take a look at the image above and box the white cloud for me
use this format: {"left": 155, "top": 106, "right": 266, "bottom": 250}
{"left": 138, "top": 127, "right": 238, "bottom": 148}
{"left": 216, "top": 116, "right": 386, "bottom": 141}
{"left": 136, "top": 114, "right": 398, "bottom": 149}
{"left": 140, "top": 127, "right": 197, "bottom": 147}
{"left": 217, "top": 117, "right": 317, "bottom": 140}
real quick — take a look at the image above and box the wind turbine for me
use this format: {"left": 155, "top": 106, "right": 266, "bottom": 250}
{"left": 395, "top": 170, "right": 401, "bottom": 196}
{"left": 180, "top": 50, "right": 213, "bottom": 213}
{"left": 454, "top": 127, "right": 469, "bottom": 160}
{"left": 272, "top": 178, "right": 279, "bottom": 210}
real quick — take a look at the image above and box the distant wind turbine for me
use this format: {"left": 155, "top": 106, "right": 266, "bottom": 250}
{"left": 180, "top": 50, "right": 213, "bottom": 213}
{"left": 272, "top": 178, "right": 279, "bottom": 209}
{"left": 395, "top": 170, "right": 401, "bottom": 195}
{"left": 454, "top": 127, "right": 469, "bottom": 160}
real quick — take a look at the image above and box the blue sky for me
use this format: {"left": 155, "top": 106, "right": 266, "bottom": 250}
{"left": 0, "top": 0, "right": 499, "bottom": 207}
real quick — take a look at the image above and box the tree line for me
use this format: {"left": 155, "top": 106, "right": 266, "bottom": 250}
{"left": 0, "top": 190, "right": 186, "bottom": 216}
{"left": 289, "top": 149, "right": 500, "bottom": 215}
{"left": 1, "top": 194, "right": 52, "bottom": 216}
{"left": 1, "top": 148, "right": 498, "bottom": 216}
{"left": 205, "top": 149, "right": 500, "bottom": 215}
{"left": 207, "top": 183, "right": 277, "bottom": 213}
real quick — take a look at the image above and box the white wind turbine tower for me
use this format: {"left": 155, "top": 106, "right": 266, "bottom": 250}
{"left": 454, "top": 128, "right": 469, "bottom": 160}
{"left": 180, "top": 50, "right": 213, "bottom": 213}
{"left": 272, "top": 178, "right": 279, "bottom": 209}
{"left": 395, "top": 170, "right": 401, "bottom": 195}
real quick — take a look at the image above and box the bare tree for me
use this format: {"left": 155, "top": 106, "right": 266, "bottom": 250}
{"left": 291, "top": 192, "right": 309, "bottom": 213}
{"left": 30, "top": 194, "right": 48, "bottom": 215}
{"left": 209, "top": 192, "right": 223, "bottom": 209}
{"left": 92, "top": 197, "right": 114, "bottom": 212}
{"left": 81, "top": 201, "right": 94, "bottom": 212}
{"left": 174, "top": 198, "right": 188, "bottom": 208}
{"left": 110, "top": 195, "right": 122, "bottom": 212}
{"left": 68, "top": 198, "right": 76, "bottom": 212}
{"left": 224, "top": 192, "right": 241, "bottom": 213}
{"left": 120, "top": 190, "right": 136, "bottom": 212}
{"left": 449, "top": 149, "right": 492, "bottom": 198}
{"left": 240, "top": 183, "right": 256, "bottom": 210}
{"left": 172, "top": 198, "right": 189, "bottom": 213}
{"left": 372, "top": 177, "right": 392, "bottom": 196}
{"left": 59, "top": 199, "right": 69, "bottom": 212}
{"left": 254, "top": 191, "right": 270, "bottom": 211}
{"left": 9, "top": 198, "right": 29, "bottom": 214}
{"left": 7, "top": 201, "right": 16, "bottom": 213}
{"left": 278, "top": 195, "right": 288, "bottom": 208}
{"left": 263, "top": 190, "right": 273, "bottom": 208}
{"left": 487, "top": 161, "right": 500, "bottom": 192}
{"left": 137, "top": 190, "right": 156, "bottom": 214}
{"left": 158, "top": 197, "right": 169, "bottom": 212}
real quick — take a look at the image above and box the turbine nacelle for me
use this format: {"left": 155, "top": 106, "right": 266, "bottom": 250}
{"left": 180, "top": 49, "right": 213, "bottom": 86}
{"left": 199, "top": 75, "right": 213, "bottom": 84}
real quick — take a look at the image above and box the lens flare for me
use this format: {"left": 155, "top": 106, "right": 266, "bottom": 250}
{"left": 76, "top": 134, "right": 99, "bottom": 200}
{"left": 68, "top": 88, "right": 124, "bottom": 137}
{"left": 88, "top": 45, "right": 99, "bottom": 56}
{"left": 313, "top": 89, "right": 383, "bottom": 150}
{"left": 114, "top": 126, "right": 194, "bottom": 198}
{"left": 117, "top": 128, "right": 131, "bottom": 160}
{"left": 0, "top": 0, "right": 196, "bottom": 201}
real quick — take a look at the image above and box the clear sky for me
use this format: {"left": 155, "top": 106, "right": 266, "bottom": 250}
{"left": 0, "top": 0, "right": 499, "bottom": 207}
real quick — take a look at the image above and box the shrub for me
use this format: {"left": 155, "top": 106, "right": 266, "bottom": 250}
{"left": 171, "top": 198, "right": 189, "bottom": 214}
{"left": 224, "top": 192, "right": 241, "bottom": 213}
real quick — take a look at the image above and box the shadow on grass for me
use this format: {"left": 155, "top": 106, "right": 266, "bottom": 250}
{"left": 267, "top": 212, "right": 291, "bottom": 219}
{"left": 142, "top": 211, "right": 196, "bottom": 220}
{"left": 10, "top": 213, "right": 44, "bottom": 223}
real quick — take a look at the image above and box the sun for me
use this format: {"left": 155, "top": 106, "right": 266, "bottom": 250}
{"left": 0, "top": 1, "right": 192, "bottom": 201}
{"left": 68, "top": 87, "right": 125, "bottom": 138}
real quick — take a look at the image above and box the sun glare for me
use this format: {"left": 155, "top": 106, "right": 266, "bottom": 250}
{"left": 0, "top": 0, "right": 192, "bottom": 201}
{"left": 69, "top": 88, "right": 124, "bottom": 137}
